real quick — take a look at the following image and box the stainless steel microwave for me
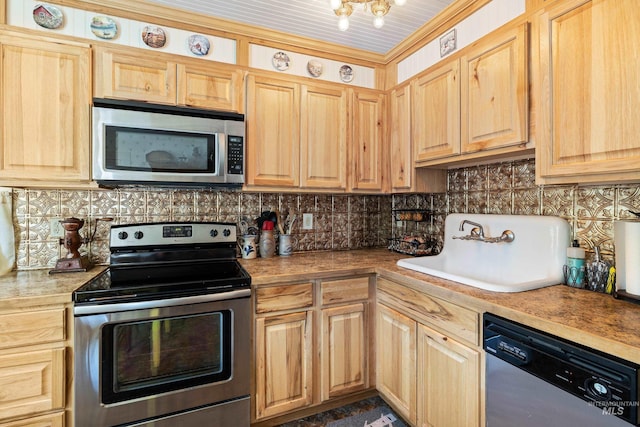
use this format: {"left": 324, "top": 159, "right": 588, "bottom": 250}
{"left": 92, "top": 99, "right": 245, "bottom": 187}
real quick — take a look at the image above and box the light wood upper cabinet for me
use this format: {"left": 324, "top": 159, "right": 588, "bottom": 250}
{"left": 389, "top": 84, "right": 413, "bottom": 191}
{"left": 246, "top": 74, "right": 300, "bottom": 187}
{"left": 350, "top": 88, "right": 386, "bottom": 192}
{"left": 95, "top": 47, "right": 176, "bottom": 104}
{"left": 0, "top": 34, "right": 90, "bottom": 184}
{"left": 94, "top": 46, "right": 243, "bottom": 112}
{"left": 177, "top": 62, "right": 243, "bottom": 111}
{"left": 536, "top": 0, "right": 640, "bottom": 184}
{"left": 412, "top": 59, "right": 461, "bottom": 163}
{"left": 246, "top": 74, "right": 349, "bottom": 191}
{"left": 300, "top": 83, "right": 348, "bottom": 189}
{"left": 461, "top": 23, "right": 528, "bottom": 153}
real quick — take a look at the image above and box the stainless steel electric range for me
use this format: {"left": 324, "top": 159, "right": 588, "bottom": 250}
{"left": 73, "top": 222, "right": 251, "bottom": 427}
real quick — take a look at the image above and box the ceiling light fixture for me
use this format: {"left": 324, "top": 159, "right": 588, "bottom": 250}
{"left": 330, "top": 0, "right": 407, "bottom": 31}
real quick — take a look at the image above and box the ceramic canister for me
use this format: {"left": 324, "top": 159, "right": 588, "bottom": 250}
{"left": 239, "top": 234, "right": 257, "bottom": 259}
{"left": 278, "top": 234, "right": 297, "bottom": 256}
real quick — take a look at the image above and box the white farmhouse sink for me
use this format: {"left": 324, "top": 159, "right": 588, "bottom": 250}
{"left": 397, "top": 214, "right": 570, "bottom": 292}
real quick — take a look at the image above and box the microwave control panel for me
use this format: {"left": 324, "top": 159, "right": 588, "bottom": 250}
{"left": 227, "top": 135, "right": 244, "bottom": 175}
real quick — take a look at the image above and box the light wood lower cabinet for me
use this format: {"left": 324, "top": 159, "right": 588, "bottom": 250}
{"left": 376, "top": 303, "right": 417, "bottom": 424}
{"left": 255, "top": 310, "right": 314, "bottom": 419}
{"left": 417, "top": 324, "right": 480, "bottom": 427}
{"left": 253, "top": 275, "right": 373, "bottom": 423}
{"left": 0, "top": 307, "right": 67, "bottom": 426}
{"left": 376, "top": 277, "right": 481, "bottom": 427}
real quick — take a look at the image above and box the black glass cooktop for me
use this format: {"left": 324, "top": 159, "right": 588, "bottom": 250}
{"left": 73, "top": 259, "right": 251, "bottom": 305}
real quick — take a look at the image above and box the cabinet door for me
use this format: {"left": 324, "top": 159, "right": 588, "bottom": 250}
{"left": 536, "top": 0, "right": 640, "bottom": 184}
{"left": 255, "top": 311, "right": 312, "bottom": 419}
{"left": 94, "top": 47, "right": 176, "bottom": 104}
{"left": 0, "top": 36, "right": 90, "bottom": 182}
{"left": 177, "top": 63, "right": 243, "bottom": 112}
{"left": 0, "top": 412, "right": 63, "bottom": 427}
{"left": 350, "top": 89, "right": 386, "bottom": 192}
{"left": 0, "top": 348, "right": 65, "bottom": 421}
{"left": 246, "top": 75, "right": 300, "bottom": 187}
{"left": 376, "top": 303, "right": 416, "bottom": 424}
{"left": 389, "top": 84, "right": 413, "bottom": 192}
{"left": 417, "top": 324, "right": 480, "bottom": 427}
{"left": 412, "top": 60, "right": 461, "bottom": 162}
{"left": 300, "top": 84, "right": 348, "bottom": 190}
{"left": 321, "top": 303, "right": 368, "bottom": 401}
{"left": 461, "top": 24, "right": 528, "bottom": 153}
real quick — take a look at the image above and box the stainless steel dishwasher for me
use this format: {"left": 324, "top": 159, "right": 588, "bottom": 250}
{"left": 484, "top": 313, "right": 639, "bottom": 426}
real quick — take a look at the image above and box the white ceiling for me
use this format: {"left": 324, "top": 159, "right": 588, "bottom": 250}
{"left": 144, "top": 0, "right": 456, "bottom": 54}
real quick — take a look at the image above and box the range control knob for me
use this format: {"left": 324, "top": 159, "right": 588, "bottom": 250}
{"left": 134, "top": 231, "right": 144, "bottom": 240}
{"left": 210, "top": 229, "right": 219, "bottom": 237}
{"left": 223, "top": 229, "right": 231, "bottom": 237}
{"left": 118, "top": 231, "right": 128, "bottom": 240}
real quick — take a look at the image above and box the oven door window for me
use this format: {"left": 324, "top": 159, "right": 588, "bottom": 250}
{"left": 101, "top": 311, "right": 231, "bottom": 404}
{"left": 105, "top": 126, "right": 217, "bottom": 173}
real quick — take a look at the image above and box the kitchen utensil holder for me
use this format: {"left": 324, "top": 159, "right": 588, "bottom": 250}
{"left": 586, "top": 261, "right": 610, "bottom": 293}
{"left": 563, "top": 264, "right": 586, "bottom": 288}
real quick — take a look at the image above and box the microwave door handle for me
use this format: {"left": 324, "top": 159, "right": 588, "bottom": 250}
{"left": 218, "top": 134, "right": 226, "bottom": 179}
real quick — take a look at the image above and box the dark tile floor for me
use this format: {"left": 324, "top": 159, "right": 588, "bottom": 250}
{"left": 278, "top": 396, "right": 394, "bottom": 427}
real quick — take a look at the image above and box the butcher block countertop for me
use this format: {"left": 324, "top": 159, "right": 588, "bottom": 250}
{"left": 1, "top": 250, "right": 639, "bottom": 364}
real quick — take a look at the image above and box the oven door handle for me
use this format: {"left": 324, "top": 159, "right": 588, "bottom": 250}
{"left": 74, "top": 288, "right": 251, "bottom": 316}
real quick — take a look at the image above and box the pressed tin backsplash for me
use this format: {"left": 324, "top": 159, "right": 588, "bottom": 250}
{"left": 9, "top": 158, "right": 640, "bottom": 270}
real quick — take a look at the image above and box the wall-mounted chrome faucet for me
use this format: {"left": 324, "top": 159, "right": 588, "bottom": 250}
{"left": 454, "top": 219, "right": 515, "bottom": 243}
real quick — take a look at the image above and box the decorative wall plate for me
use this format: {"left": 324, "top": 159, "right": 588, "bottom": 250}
{"left": 272, "top": 51, "right": 290, "bottom": 71}
{"left": 33, "top": 4, "right": 63, "bottom": 29}
{"left": 90, "top": 16, "right": 118, "bottom": 40}
{"left": 188, "top": 34, "right": 210, "bottom": 56}
{"left": 339, "top": 65, "right": 354, "bottom": 83}
{"left": 142, "top": 25, "right": 166, "bottom": 48}
{"left": 307, "top": 60, "right": 323, "bottom": 78}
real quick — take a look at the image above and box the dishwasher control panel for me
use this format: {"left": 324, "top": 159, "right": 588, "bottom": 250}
{"left": 484, "top": 313, "right": 640, "bottom": 425}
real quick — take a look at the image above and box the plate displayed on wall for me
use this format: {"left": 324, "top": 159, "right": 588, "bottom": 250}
{"left": 33, "top": 4, "right": 63, "bottom": 29}
{"left": 307, "top": 60, "right": 323, "bottom": 78}
{"left": 188, "top": 34, "right": 210, "bottom": 56}
{"left": 272, "top": 51, "right": 291, "bottom": 71}
{"left": 339, "top": 65, "right": 354, "bottom": 83}
{"left": 90, "top": 16, "right": 118, "bottom": 40}
{"left": 142, "top": 25, "right": 166, "bottom": 48}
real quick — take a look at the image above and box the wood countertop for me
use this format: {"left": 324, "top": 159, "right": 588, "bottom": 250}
{"left": 2, "top": 250, "right": 639, "bottom": 364}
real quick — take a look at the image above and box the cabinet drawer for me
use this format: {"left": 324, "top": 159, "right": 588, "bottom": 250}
{"left": 321, "top": 277, "right": 370, "bottom": 306}
{"left": 0, "top": 309, "right": 65, "bottom": 350}
{"left": 0, "top": 411, "right": 64, "bottom": 427}
{"left": 377, "top": 278, "right": 478, "bottom": 345}
{"left": 256, "top": 283, "right": 313, "bottom": 314}
{"left": 0, "top": 348, "right": 65, "bottom": 421}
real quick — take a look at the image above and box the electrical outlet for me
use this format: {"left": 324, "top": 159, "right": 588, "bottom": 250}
{"left": 302, "top": 213, "right": 313, "bottom": 230}
{"left": 50, "top": 218, "right": 64, "bottom": 238}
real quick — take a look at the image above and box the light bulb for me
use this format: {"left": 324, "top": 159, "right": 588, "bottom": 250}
{"left": 395, "top": 0, "right": 406, "bottom": 5}
{"left": 373, "top": 15, "right": 385, "bottom": 28}
{"left": 338, "top": 15, "right": 350, "bottom": 31}
{"left": 330, "top": 0, "right": 342, "bottom": 10}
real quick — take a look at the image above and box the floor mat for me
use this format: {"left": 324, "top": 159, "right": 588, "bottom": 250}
{"left": 279, "top": 396, "right": 407, "bottom": 427}
{"left": 327, "top": 405, "right": 407, "bottom": 427}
